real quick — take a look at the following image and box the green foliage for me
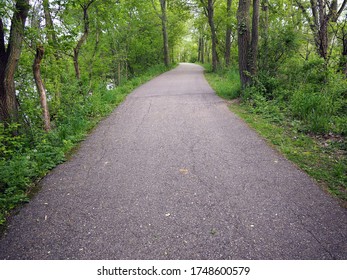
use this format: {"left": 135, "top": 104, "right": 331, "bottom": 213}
{"left": 0, "top": 64, "right": 170, "bottom": 225}
{"left": 0, "top": 124, "right": 25, "bottom": 160}
{"left": 203, "top": 65, "right": 241, "bottom": 100}
{"left": 291, "top": 90, "right": 334, "bottom": 133}
{"left": 230, "top": 103, "right": 346, "bottom": 201}
{"left": 236, "top": 51, "right": 347, "bottom": 135}
{"left": 259, "top": 25, "right": 302, "bottom": 74}
{"left": 202, "top": 62, "right": 346, "bottom": 201}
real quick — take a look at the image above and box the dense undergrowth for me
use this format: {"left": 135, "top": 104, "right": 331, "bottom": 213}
{"left": 202, "top": 63, "right": 347, "bottom": 203}
{"left": 0, "top": 64, "right": 171, "bottom": 225}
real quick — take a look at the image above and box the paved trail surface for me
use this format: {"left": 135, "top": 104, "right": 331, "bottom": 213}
{"left": 0, "top": 63, "right": 346, "bottom": 259}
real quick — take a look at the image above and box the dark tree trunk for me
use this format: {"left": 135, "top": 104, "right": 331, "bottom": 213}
{"left": 73, "top": 1, "right": 94, "bottom": 80}
{"left": 208, "top": 0, "right": 219, "bottom": 72}
{"left": 237, "top": 0, "right": 259, "bottom": 88}
{"left": 343, "top": 38, "right": 347, "bottom": 77}
{"left": 33, "top": 46, "right": 51, "bottom": 132}
{"left": 151, "top": 0, "right": 170, "bottom": 66}
{"left": 160, "top": 0, "right": 170, "bottom": 67}
{"left": 202, "top": 0, "right": 219, "bottom": 72}
{"left": 341, "top": 26, "right": 347, "bottom": 77}
{"left": 316, "top": 0, "right": 328, "bottom": 60}
{"left": 250, "top": 0, "right": 259, "bottom": 76}
{"left": 0, "top": 0, "right": 30, "bottom": 125}
{"left": 237, "top": 0, "right": 251, "bottom": 87}
{"left": 201, "top": 36, "right": 205, "bottom": 63}
{"left": 225, "top": 0, "right": 233, "bottom": 67}
{"left": 198, "top": 37, "right": 202, "bottom": 62}
{"left": 261, "top": 0, "right": 269, "bottom": 68}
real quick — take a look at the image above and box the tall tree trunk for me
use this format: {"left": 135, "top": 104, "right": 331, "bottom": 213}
{"left": 237, "top": 0, "right": 251, "bottom": 87}
{"left": 73, "top": 1, "right": 94, "bottom": 80}
{"left": 225, "top": 0, "right": 233, "bottom": 67}
{"left": 250, "top": 0, "right": 259, "bottom": 76}
{"left": 237, "top": 0, "right": 259, "bottom": 88}
{"left": 160, "top": 0, "right": 170, "bottom": 67}
{"left": 208, "top": 0, "right": 219, "bottom": 72}
{"left": 201, "top": 36, "right": 205, "bottom": 63}
{"left": 202, "top": 0, "right": 219, "bottom": 72}
{"left": 0, "top": 0, "right": 30, "bottom": 125}
{"left": 317, "top": 0, "right": 328, "bottom": 60}
{"left": 343, "top": 39, "right": 347, "bottom": 77}
{"left": 261, "top": 0, "right": 269, "bottom": 69}
{"left": 33, "top": 46, "right": 51, "bottom": 132}
{"left": 118, "top": 63, "right": 121, "bottom": 85}
{"left": 341, "top": 26, "right": 347, "bottom": 77}
{"left": 198, "top": 37, "right": 202, "bottom": 62}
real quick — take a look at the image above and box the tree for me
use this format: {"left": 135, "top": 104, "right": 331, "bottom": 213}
{"left": 0, "top": 0, "right": 30, "bottom": 125}
{"left": 200, "top": 0, "right": 219, "bottom": 72}
{"left": 33, "top": 46, "right": 50, "bottom": 131}
{"left": 225, "top": 0, "right": 233, "bottom": 67}
{"left": 198, "top": 34, "right": 205, "bottom": 63}
{"left": 73, "top": 0, "right": 95, "bottom": 80}
{"left": 160, "top": 0, "right": 170, "bottom": 66}
{"left": 295, "top": 0, "right": 347, "bottom": 60}
{"left": 237, "top": 0, "right": 259, "bottom": 87}
{"left": 152, "top": 0, "right": 170, "bottom": 67}
{"left": 338, "top": 16, "right": 347, "bottom": 77}
{"left": 260, "top": 0, "right": 268, "bottom": 68}
{"left": 194, "top": 13, "right": 208, "bottom": 64}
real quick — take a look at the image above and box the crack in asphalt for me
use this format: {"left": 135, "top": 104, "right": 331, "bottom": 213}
{"left": 135, "top": 100, "right": 152, "bottom": 133}
{"left": 289, "top": 206, "right": 335, "bottom": 259}
{"left": 0, "top": 63, "right": 346, "bottom": 260}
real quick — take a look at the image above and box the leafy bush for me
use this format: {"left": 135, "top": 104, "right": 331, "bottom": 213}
{"left": 289, "top": 68, "right": 347, "bottom": 134}
{"left": 291, "top": 90, "right": 332, "bottom": 133}
{"left": 0, "top": 64, "right": 170, "bottom": 225}
{"left": 203, "top": 61, "right": 346, "bottom": 200}
{"left": 259, "top": 25, "right": 301, "bottom": 75}
{"left": 204, "top": 66, "right": 241, "bottom": 100}
{"left": 0, "top": 124, "right": 26, "bottom": 160}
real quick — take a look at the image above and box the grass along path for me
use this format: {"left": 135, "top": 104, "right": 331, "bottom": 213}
{"left": 203, "top": 67, "right": 347, "bottom": 205}
{"left": 0, "top": 64, "right": 173, "bottom": 225}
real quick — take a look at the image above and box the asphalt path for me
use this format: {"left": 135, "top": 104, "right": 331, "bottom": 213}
{"left": 0, "top": 63, "right": 346, "bottom": 259}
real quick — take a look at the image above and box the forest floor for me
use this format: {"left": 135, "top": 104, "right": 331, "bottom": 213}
{"left": 0, "top": 63, "right": 346, "bottom": 259}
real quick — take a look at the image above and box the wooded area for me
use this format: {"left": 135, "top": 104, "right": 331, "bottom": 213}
{"left": 192, "top": 0, "right": 346, "bottom": 137}
{"left": 0, "top": 0, "right": 346, "bottom": 222}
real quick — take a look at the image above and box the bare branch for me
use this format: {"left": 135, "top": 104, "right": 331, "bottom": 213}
{"left": 336, "top": 0, "right": 347, "bottom": 20}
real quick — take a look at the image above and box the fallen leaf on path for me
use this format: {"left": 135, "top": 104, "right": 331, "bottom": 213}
{"left": 179, "top": 168, "right": 189, "bottom": 174}
{"left": 210, "top": 228, "right": 217, "bottom": 235}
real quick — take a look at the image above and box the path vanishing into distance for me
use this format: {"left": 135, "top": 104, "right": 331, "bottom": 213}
{"left": 0, "top": 63, "right": 346, "bottom": 260}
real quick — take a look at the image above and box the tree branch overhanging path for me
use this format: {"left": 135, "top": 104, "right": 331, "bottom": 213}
{"left": 0, "top": 63, "right": 346, "bottom": 260}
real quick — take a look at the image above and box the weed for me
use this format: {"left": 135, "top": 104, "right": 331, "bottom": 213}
{"left": 0, "top": 64, "right": 171, "bottom": 225}
{"left": 202, "top": 64, "right": 347, "bottom": 202}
